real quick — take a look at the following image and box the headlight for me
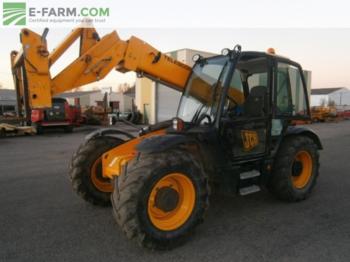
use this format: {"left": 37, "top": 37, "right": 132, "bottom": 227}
{"left": 172, "top": 117, "right": 184, "bottom": 131}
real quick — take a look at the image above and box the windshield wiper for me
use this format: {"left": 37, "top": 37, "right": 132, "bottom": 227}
{"left": 191, "top": 103, "right": 207, "bottom": 124}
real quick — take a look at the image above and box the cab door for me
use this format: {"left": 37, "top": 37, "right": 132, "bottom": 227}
{"left": 219, "top": 55, "right": 272, "bottom": 161}
{"left": 270, "top": 59, "right": 310, "bottom": 139}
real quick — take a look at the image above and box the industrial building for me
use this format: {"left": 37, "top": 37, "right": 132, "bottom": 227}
{"left": 310, "top": 87, "right": 350, "bottom": 107}
{"left": 0, "top": 89, "right": 16, "bottom": 115}
{"left": 59, "top": 89, "right": 134, "bottom": 112}
{"left": 0, "top": 88, "right": 135, "bottom": 116}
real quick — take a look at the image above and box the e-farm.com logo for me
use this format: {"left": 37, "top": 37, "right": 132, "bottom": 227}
{"left": 2, "top": 2, "right": 110, "bottom": 26}
{"left": 3, "top": 2, "right": 26, "bottom": 26}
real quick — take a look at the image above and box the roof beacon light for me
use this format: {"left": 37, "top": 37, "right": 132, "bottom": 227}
{"left": 267, "top": 48, "right": 276, "bottom": 55}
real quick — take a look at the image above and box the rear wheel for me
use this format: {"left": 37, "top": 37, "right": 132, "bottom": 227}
{"left": 69, "top": 136, "right": 125, "bottom": 206}
{"left": 268, "top": 136, "right": 320, "bottom": 201}
{"left": 64, "top": 125, "right": 73, "bottom": 133}
{"left": 34, "top": 123, "right": 44, "bottom": 135}
{"left": 0, "top": 128, "right": 6, "bottom": 138}
{"left": 112, "top": 150, "right": 209, "bottom": 249}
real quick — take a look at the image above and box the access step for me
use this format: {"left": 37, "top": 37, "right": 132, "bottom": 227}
{"left": 239, "top": 170, "right": 261, "bottom": 180}
{"left": 239, "top": 185, "right": 261, "bottom": 196}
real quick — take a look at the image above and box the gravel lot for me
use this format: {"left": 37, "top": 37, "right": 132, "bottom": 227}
{"left": 1, "top": 121, "right": 350, "bottom": 262}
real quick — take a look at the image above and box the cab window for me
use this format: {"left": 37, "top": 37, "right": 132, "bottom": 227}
{"left": 276, "top": 63, "right": 308, "bottom": 116}
{"left": 223, "top": 56, "right": 269, "bottom": 118}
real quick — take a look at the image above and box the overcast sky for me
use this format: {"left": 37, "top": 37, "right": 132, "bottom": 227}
{"left": 0, "top": 0, "right": 349, "bottom": 90}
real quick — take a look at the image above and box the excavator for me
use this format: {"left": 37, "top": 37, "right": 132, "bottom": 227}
{"left": 11, "top": 26, "right": 322, "bottom": 249}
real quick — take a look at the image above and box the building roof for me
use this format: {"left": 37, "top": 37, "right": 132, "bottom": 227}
{"left": 0, "top": 89, "right": 16, "bottom": 101}
{"left": 311, "top": 87, "right": 347, "bottom": 95}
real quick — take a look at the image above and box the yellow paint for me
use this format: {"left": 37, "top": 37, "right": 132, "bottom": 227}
{"left": 147, "top": 173, "right": 196, "bottom": 231}
{"left": 292, "top": 150, "right": 313, "bottom": 189}
{"left": 241, "top": 130, "right": 259, "bottom": 151}
{"left": 11, "top": 27, "right": 191, "bottom": 110}
{"left": 90, "top": 156, "right": 113, "bottom": 193}
{"left": 102, "top": 129, "right": 166, "bottom": 178}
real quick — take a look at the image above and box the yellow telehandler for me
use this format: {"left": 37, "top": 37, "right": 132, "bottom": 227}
{"left": 11, "top": 27, "right": 322, "bottom": 249}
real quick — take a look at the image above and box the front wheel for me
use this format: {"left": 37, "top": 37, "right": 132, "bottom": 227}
{"left": 268, "top": 136, "right": 320, "bottom": 201}
{"left": 69, "top": 136, "right": 125, "bottom": 206}
{"left": 112, "top": 149, "right": 209, "bottom": 249}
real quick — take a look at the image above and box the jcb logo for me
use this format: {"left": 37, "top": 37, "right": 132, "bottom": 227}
{"left": 241, "top": 130, "right": 259, "bottom": 151}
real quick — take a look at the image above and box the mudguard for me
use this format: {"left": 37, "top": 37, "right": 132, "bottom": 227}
{"left": 285, "top": 126, "right": 323, "bottom": 149}
{"left": 136, "top": 134, "right": 197, "bottom": 154}
{"left": 85, "top": 128, "right": 135, "bottom": 141}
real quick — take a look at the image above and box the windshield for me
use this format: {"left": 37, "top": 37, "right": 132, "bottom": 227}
{"left": 177, "top": 56, "right": 229, "bottom": 123}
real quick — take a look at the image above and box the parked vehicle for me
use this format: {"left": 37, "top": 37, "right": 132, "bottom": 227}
{"left": 338, "top": 110, "right": 350, "bottom": 120}
{"left": 311, "top": 106, "right": 337, "bottom": 122}
{"left": 31, "top": 98, "right": 82, "bottom": 134}
{"left": 11, "top": 26, "right": 322, "bottom": 250}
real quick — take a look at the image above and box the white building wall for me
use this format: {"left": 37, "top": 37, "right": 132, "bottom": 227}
{"left": 310, "top": 94, "right": 328, "bottom": 106}
{"left": 135, "top": 78, "right": 155, "bottom": 123}
{"left": 89, "top": 92, "right": 104, "bottom": 106}
{"left": 65, "top": 91, "right": 133, "bottom": 111}
{"left": 310, "top": 88, "right": 350, "bottom": 106}
{"left": 329, "top": 88, "right": 350, "bottom": 106}
{"left": 115, "top": 93, "right": 133, "bottom": 112}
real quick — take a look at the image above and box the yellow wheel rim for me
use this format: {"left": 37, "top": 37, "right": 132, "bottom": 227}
{"left": 147, "top": 173, "right": 196, "bottom": 231}
{"left": 292, "top": 151, "right": 313, "bottom": 189}
{"left": 90, "top": 157, "right": 113, "bottom": 193}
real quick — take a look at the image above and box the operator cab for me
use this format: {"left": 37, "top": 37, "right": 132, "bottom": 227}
{"left": 177, "top": 48, "right": 310, "bottom": 160}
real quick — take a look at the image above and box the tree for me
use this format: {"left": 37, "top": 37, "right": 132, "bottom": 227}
{"left": 117, "top": 82, "right": 136, "bottom": 93}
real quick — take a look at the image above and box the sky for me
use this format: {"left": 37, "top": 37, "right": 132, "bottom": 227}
{"left": 0, "top": 0, "right": 349, "bottom": 91}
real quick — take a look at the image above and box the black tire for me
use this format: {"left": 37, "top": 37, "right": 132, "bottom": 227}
{"left": 69, "top": 136, "right": 125, "bottom": 206}
{"left": 34, "top": 123, "right": 44, "bottom": 135}
{"left": 64, "top": 125, "right": 73, "bottom": 133}
{"left": 0, "top": 128, "right": 6, "bottom": 138}
{"left": 112, "top": 149, "right": 209, "bottom": 249}
{"left": 111, "top": 116, "right": 117, "bottom": 125}
{"left": 268, "top": 136, "right": 320, "bottom": 202}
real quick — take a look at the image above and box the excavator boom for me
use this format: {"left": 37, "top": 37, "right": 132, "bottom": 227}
{"left": 11, "top": 27, "right": 191, "bottom": 122}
